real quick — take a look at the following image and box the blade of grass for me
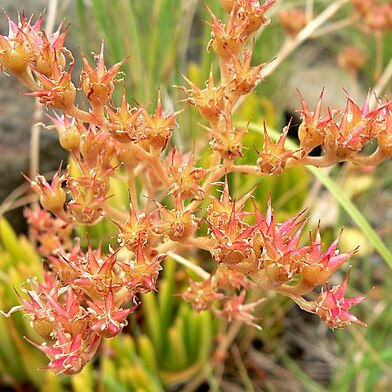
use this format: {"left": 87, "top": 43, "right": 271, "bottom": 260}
{"left": 197, "top": 311, "right": 213, "bottom": 363}
{"left": 167, "top": 323, "right": 188, "bottom": 370}
{"left": 306, "top": 166, "right": 392, "bottom": 269}
{"left": 141, "top": 292, "right": 163, "bottom": 359}
{"left": 158, "top": 258, "right": 176, "bottom": 336}
{"left": 93, "top": 0, "right": 123, "bottom": 60}
{"left": 278, "top": 351, "right": 329, "bottom": 392}
{"left": 138, "top": 335, "right": 159, "bottom": 374}
{"left": 231, "top": 345, "right": 255, "bottom": 392}
{"left": 180, "top": 305, "right": 195, "bottom": 362}
{"left": 117, "top": 0, "right": 146, "bottom": 100}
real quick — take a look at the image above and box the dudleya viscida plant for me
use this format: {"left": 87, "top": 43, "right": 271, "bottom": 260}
{"left": 1, "top": 0, "right": 391, "bottom": 375}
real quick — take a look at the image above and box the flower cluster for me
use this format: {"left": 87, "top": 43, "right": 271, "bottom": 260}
{"left": 297, "top": 91, "right": 392, "bottom": 165}
{"left": 278, "top": 8, "right": 307, "bottom": 37}
{"left": 16, "top": 237, "right": 164, "bottom": 374}
{"left": 1, "top": 0, "right": 388, "bottom": 375}
{"left": 184, "top": 182, "right": 364, "bottom": 329}
{"left": 351, "top": 0, "right": 392, "bottom": 33}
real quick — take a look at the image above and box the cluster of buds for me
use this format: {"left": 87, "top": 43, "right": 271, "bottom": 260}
{"left": 24, "top": 207, "right": 71, "bottom": 256}
{"left": 296, "top": 92, "right": 392, "bottom": 165}
{"left": 18, "top": 236, "right": 165, "bottom": 374}
{"left": 351, "top": 0, "right": 392, "bottom": 33}
{"left": 182, "top": 181, "right": 365, "bottom": 329}
{"left": 0, "top": 13, "right": 77, "bottom": 109}
{"left": 242, "top": 93, "right": 392, "bottom": 176}
{"left": 337, "top": 46, "right": 367, "bottom": 77}
{"left": 18, "top": 274, "right": 101, "bottom": 374}
{"left": 278, "top": 8, "right": 307, "bottom": 37}
{"left": 183, "top": 267, "right": 262, "bottom": 329}
{"left": 0, "top": 13, "right": 68, "bottom": 76}
{"left": 2, "top": 0, "right": 387, "bottom": 375}
{"left": 180, "top": 2, "right": 274, "bottom": 162}
{"left": 210, "top": 0, "right": 276, "bottom": 58}
{"left": 206, "top": 183, "right": 355, "bottom": 289}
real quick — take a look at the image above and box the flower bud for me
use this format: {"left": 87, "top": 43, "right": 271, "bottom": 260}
{"left": 30, "top": 174, "right": 66, "bottom": 214}
{"left": 32, "top": 46, "right": 67, "bottom": 78}
{"left": 181, "top": 71, "right": 226, "bottom": 122}
{"left": 236, "top": 0, "right": 276, "bottom": 37}
{"left": 56, "top": 81, "right": 77, "bottom": 109}
{"left": 39, "top": 185, "right": 66, "bottom": 213}
{"left": 166, "top": 212, "right": 199, "bottom": 242}
{"left": 257, "top": 124, "right": 298, "bottom": 175}
{"left": 264, "top": 260, "right": 290, "bottom": 285}
{"left": 59, "top": 124, "right": 81, "bottom": 151}
{"left": 298, "top": 121, "right": 325, "bottom": 152}
{"left": 301, "top": 264, "right": 331, "bottom": 287}
{"left": 0, "top": 40, "right": 31, "bottom": 73}
{"left": 80, "top": 44, "right": 126, "bottom": 106}
{"left": 206, "top": 5, "right": 245, "bottom": 58}
{"left": 32, "top": 319, "right": 55, "bottom": 341}
{"left": 67, "top": 174, "right": 110, "bottom": 225}
{"left": 278, "top": 8, "right": 307, "bottom": 37}
{"left": 210, "top": 128, "right": 246, "bottom": 160}
{"left": 183, "top": 277, "right": 225, "bottom": 312}
{"left": 337, "top": 47, "right": 367, "bottom": 76}
{"left": 29, "top": 70, "right": 77, "bottom": 110}
{"left": 313, "top": 272, "right": 366, "bottom": 329}
{"left": 229, "top": 45, "right": 266, "bottom": 97}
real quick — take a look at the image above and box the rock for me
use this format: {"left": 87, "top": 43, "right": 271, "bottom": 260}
{"left": 280, "top": 44, "right": 367, "bottom": 114}
{"left": 0, "top": 0, "right": 67, "bottom": 233}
